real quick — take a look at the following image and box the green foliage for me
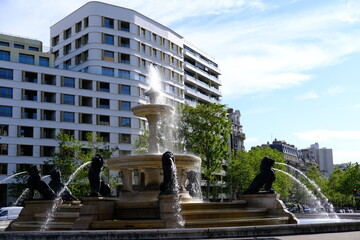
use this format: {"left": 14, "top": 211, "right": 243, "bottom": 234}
{"left": 46, "top": 132, "right": 115, "bottom": 199}
{"left": 134, "top": 129, "right": 149, "bottom": 154}
{"left": 227, "top": 146, "right": 291, "bottom": 199}
{"left": 180, "top": 103, "right": 232, "bottom": 200}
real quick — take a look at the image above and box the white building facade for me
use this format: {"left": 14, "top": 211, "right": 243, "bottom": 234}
{"left": 0, "top": 1, "right": 221, "bottom": 205}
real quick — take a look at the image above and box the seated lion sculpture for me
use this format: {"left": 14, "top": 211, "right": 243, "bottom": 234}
{"left": 27, "top": 166, "right": 56, "bottom": 200}
{"left": 49, "top": 168, "right": 77, "bottom": 201}
{"left": 88, "top": 154, "right": 112, "bottom": 197}
{"left": 243, "top": 157, "right": 276, "bottom": 194}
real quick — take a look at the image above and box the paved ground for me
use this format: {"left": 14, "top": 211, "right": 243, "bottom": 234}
{"left": 210, "top": 231, "right": 360, "bottom": 240}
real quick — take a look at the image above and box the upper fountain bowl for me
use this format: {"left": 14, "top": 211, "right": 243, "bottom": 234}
{"left": 132, "top": 104, "right": 174, "bottom": 118}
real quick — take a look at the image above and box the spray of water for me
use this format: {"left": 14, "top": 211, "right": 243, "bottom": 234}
{"left": 0, "top": 171, "right": 27, "bottom": 184}
{"left": 274, "top": 168, "right": 332, "bottom": 218}
{"left": 275, "top": 162, "right": 338, "bottom": 218}
{"left": 40, "top": 161, "right": 91, "bottom": 231}
{"left": 148, "top": 64, "right": 164, "bottom": 104}
{"left": 170, "top": 160, "right": 184, "bottom": 228}
{"left": 12, "top": 175, "right": 50, "bottom": 206}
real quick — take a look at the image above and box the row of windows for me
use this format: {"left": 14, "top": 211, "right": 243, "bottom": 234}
{"left": 0, "top": 50, "right": 49, "bottom": 66}
{"left": 52, "top": 17, "right": 89, "bottom": 46}
{"left": 0, "top": 105, "right": 134, "bottom": 126}
{"left": 101, "top": 17, "right": 182, "bottom": 55}
{"left": 0, "top": 41, "right": 40, "bottom": 51}
{"left": 0, "top": 127, "right": 132, "bottom": 143}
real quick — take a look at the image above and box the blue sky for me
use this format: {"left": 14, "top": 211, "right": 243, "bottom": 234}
{"left": 1, "top": 0, "right": 359, "bottom": 164}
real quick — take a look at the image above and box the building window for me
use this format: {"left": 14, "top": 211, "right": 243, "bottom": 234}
{"left": 119, "top": 21, "right": 130, "bottom": 32}
{"left": 119, "top": 70, "right": 130, "bottom": 79}
{"left": 19, "top": 126, "right": 34, "bottom": 138}
{"left": 80, "top": 79, "right": 92, "bottom": 90}
{"left": 152, "top": 48, "right": 157, "bottom": 57}
{"left": 120, "top": 117, "right": 131, "bottom": 127}
{"left": 14, "top": 44, "right": 24, "bottom": 49}
{"left": 0, "top": 87, "right": 12, "bottom": 98}
{"left": 0, "top": 144, "right": 8, "bottom": 155}
{"left": 98, "top": 98, "right": 110, "bottom": 109}
{"left": 152, "top": 33, "right": 157, "bottom": 43}
{"left": 80, "top": 96, "right": 92, "bottom": 107}
{"left": 64, "top": 28, "right": 71, "bottom": 40}
{"left": 64, "top": 59, "right": 71, "bottom": 69}
{"left": 140, "top": 27, "right": 146, "bottom": 37}
{"left": 97, "top": 115, "right": 110, "bottom": 125}
{"left": 0, "top": 163, "right": 7, "bottom": 174}
{"left": 80, "top": 113, "right": 92, "bottom": 124}
{"left": 97, "top": 132, "right": 110, "bottom": 142}
{"left": 98, "top": 82, "right": 110, "bottom": 92}
{"left": 64, "top": 43, "right": 71, "bottom": 55}
{"left": 39, "top": 57, "right": 49, "bottom": 67}
{"left": 140, "top": 43, "right": 146, "bottom": 53}
{"left": 54, "top": 50, "right": 59, "bottom": 60}
{"left": 0, "top": 68, "right": 13, "bottom": 80}
{"left": 19, "top": 53, "right": 35, "bottom": 64}
{"left": 41, "top": 146, "right": 55, "bottom": 157}
{"left": 52, "top": 35, "right": 59, "bottom": 46}
{"left": 80, "top": 131, "right": 91, "bottom": 141}
{"left": 0, "top": 50, "right": 10, "bottom": 61}
{"left": 140, "top": 59, "right": 146, "bottom": 68}
{"left": 0, "top": 125, "right": 8, "bottom": 136}
{"left": 62, "top": 77, "right": 75, "bottom": 88}
{"left": 42, "top": 109, "right": 55, "bottom": 121}
{"left": 0, "top": 106, "right": 12, "bottom": 117}
{"left": 63, "top": 94, "right": 75, "bottom": 105}
{"left": 102, "top": 67, "right": 114, "bottom": 76}
{"left": 104, "top": 17, "right": 114, "bottom": 28}
{"left": 119, "top": 37, "right": 130, "bottom": 48}
{"left": 103, "top": 34, "right": 114, "bottom": 45}
{"left": 29, "top": 46, "right": 39, "bottom": 51}
{"left": 42, "top": 92, "right": 56, "bottom": 103}
{"left": 61, "top": 129, "right": 75, "bottom": 137}
{"left": 103, "top": 50, "right": 114, "bottom": 61}
{"left": 42, "top": 74, "right": 56, "bottom": 85}
{"left": 76, "top": 21, "right": 82, "bottom": 33}
{"left": 119, "top": 53, "right": 130, "bottom": 64}
{"left": 0, "top": 41, "right": 9, "bottom": 46}
{"left": 62, "top": 112, "right": 75, "bottom": 122}
{"left": 23, "top": 71, "right": 38, "bottom": 83}
{"left": 42, "top": 128, "right": 55, "bottom": 139}
{"left": 120, "top": 101, "right": 131, "bottom": 111}
{"left": 84, "top": 17, "right": 89, "bottom": 28}
{"left": 23, "top": 89, "right": 37, "bottom": 101}
{"left": 119, "top": 134, "right": 131, "bottom": 144}
{"left": 18, "top": 145, "right": 33, "bottom": 156}
{"left": 139, "top": 74, "right": 146, "bottom": 83}
{"left": 23, "top": 108, "right": 37, "bottom": 119}
{"left": 120, "top": 85, "right": 131, "bottom": 95}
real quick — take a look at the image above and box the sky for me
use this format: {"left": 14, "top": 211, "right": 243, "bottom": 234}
{"left": 1, "top": 0, "right": 360, "bottom": 164}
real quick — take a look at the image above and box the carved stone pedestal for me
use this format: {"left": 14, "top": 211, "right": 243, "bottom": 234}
{"left": 159, "top": 195, "right": 184, "bottom": 228}
{"left": 72, "top": 197, "right": 117, "bottom": 230}
{"left": 241, "top": 193, "right": 298, "bottom": 224}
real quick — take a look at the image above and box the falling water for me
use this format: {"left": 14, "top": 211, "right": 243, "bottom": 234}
{"left": 274, "top": 168, "right": 330, "bottom": 218}
{"left": 40, "top": 161, "right": 91, "bottom": 231}
{"left": 0, "top": 171, "right": 27, "bottom": 184}
{"left": 170, "top": 160, "right": 184, "bottom": 228}
{"left": 275, "top": 162, "right": 339, "bottom": 218}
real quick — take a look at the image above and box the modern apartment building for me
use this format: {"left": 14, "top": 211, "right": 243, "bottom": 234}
{"left": 0, "top": 1, "right": 221, "bottom": 205}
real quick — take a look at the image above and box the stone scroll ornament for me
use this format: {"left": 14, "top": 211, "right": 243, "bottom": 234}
{"left": 160, "top": 151, "right": 178, "bottom": 195}
{"left": 88, "top": 154, "right": 112, "bottom": 197}
{"left": 27, "top": 165, "right": 56, "bottom": 200}
{"left": 49, "top": 168, "right": 78, "bottom": 201}
{"left": 243, "top": 157, "right": 276, "bottom": 194}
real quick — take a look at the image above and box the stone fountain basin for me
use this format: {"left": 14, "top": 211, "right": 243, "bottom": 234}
{"left": 131, "top": 104, "right": 174, "bottom": 118}
{"left": 107, "top": 154, "right": 201, "bottom": 170}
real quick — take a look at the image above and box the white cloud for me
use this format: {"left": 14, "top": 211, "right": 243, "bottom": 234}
{"left": 355, "top": 104, "right": 360, "bottom": 108}
{"left": 294, "top": 129, "right": 360, "bottom": 142}
{"left": 327, "top": 85, "right": 346, "bottom": 95}
{"left": 333, "top": 150, "right": 360, "bottom": 164}
{"left": 297, "top": 91, "right": 319, "bottom": 100}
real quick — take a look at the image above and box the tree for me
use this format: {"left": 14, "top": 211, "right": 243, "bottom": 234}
{"left": 134, "top": 129, "right": 149, "bottom": 154}
{"left": 180, "top": 103, "right": 232, "bottom": 200}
